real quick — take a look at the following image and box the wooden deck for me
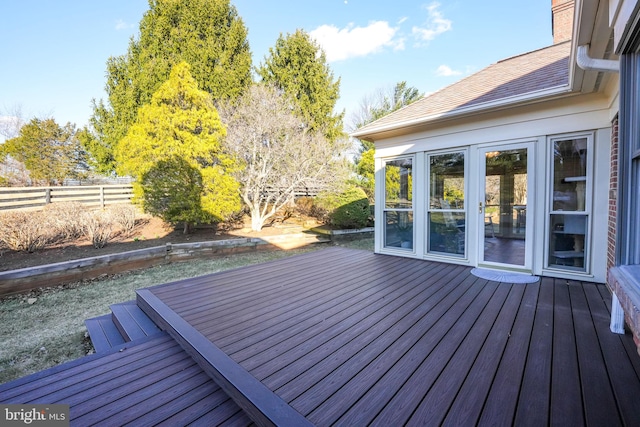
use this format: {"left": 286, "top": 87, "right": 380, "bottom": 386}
{"left": 139, "top": 247, "right": 640, "bottom": 426}
{"left": 3, "top": 246, "right": 640, "bottom": 426}
{"left": 0, "top": 333, "right": 252, "bottom": 426}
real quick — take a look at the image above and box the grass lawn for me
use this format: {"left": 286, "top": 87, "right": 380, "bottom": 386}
{"left": 0, "top": 238, "right": 373, "bottom": 385}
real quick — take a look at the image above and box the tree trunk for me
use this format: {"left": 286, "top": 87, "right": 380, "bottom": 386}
{"left": 251, "top": 213, "right": 264, "bottom": 232}
{"left": 249, "top": 205, "right": 266, "bottom": 231}
{"left": 183, "top": 222, "right": 191, "bottom": 234}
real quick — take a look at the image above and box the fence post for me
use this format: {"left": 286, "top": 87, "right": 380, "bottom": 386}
{"left": 45, "top": 188, "right": 51, "bottom": 205}
{"left": 100, "top": 186, "right": 105, "bottom": 209}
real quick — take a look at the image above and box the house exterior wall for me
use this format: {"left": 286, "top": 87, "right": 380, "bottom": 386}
{"left": 605, "top": 0, "right": 640, "bottom": 352}
{"left": 374, "top": 92, "right": 613, "bottom": 283}
{"left": 610, "top": 0, "right": 640, "bottom": 51}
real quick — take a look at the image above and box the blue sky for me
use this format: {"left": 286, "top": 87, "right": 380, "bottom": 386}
{"left": 0, "top": 1, "right": 553, "bottom": 136}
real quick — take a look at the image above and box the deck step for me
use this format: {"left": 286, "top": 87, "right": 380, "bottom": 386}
{"left": 111, "top": 300, "right": 162, "bottom": 342}
{"left": 84, "top": 314, "right": 126, "bottom": 353}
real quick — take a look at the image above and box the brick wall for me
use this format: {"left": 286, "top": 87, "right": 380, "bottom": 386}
{"left": 608, "top": 114, "right": 619, "bottom": 269}
{"left": 607, "top": 114, "right": 640, "bottom": 354}
{"left": 552, "top": 0, "right": 575, "bottom": 44}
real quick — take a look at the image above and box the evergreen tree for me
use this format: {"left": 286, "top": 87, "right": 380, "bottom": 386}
{"left": 1, "top": 118, "right": 87, "bottom": 185}
{"left": 258, "top": 29, "right": 344, "bottom": 142}
{"left": 115, "top": 62, "right": 240, "bottom": 233}
{"left": 86, "top": 0, "right": 252, "bottom": 174}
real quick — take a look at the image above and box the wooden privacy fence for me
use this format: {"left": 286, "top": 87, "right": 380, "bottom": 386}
{"left": 0, "top": 185, "right": 134, "bottom": 211}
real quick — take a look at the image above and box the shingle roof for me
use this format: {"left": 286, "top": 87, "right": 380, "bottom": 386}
{"left": 353, "top": 41, "right": 571, "bottom": 138}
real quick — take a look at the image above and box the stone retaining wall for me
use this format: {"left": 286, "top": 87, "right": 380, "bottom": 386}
{"left": 0, "top": 236, "right": 316, "bottom": 297}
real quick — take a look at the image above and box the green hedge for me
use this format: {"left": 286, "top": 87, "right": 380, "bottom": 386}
{"left": 316, "top": 186, "right": 371, "bottom": 229}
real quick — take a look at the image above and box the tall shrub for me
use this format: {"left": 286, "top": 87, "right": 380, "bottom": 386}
{"left": 316, "top": 185, "right": 371, "bottom": 229}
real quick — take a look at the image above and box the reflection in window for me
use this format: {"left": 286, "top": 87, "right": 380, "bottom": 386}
{"left": 385, "top": 211, "right": 414, "bottom": 249}
{"left": 553, "top": 139, "right": 587, "bottom": 211}
{"left": 383, "top": 158, "right": 413, "bottom": 250}
{"left": 429, "top": 212, "right": 465, "bottom": 256}
{"left": 429, "top": 152, "right": 465, "bottom": 209}
{"left": 428, "top": 152, "right": 466, "bottom": 257}
{"left": 548, "top": 137, "right": 589, "bottom": 272}
{"left": 385, "top": 158, "right": 413, "bottom": 209}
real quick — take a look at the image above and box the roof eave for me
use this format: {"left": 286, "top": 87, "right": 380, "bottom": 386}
{"left": 350, "top": 84, "right": 575, "bottom": 141}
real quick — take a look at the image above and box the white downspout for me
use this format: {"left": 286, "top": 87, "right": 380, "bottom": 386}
{"left": 576, "top": 45, "right": 621, "bottom": 332}
{"left": 576, "top": 44, "right": 619, "bottom": 73}
{"left": 576, "top": 45, "right": 622, "bottom": 332}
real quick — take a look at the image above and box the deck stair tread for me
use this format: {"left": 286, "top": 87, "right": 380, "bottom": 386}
{"left": 85, "top": 300, "right": 163, "bottom": 353}
{"left": 111, "top": 300, "right": 162, "bottom": 342}
{"left": 0, "top": 333, "right": 251, "bottom": 425}
{"left": 84, "top": 314, "right": 126, "bottom": 353}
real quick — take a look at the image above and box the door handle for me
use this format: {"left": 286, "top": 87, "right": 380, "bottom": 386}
{"left": 479, "top": 202, "right": 483, "bottom": 213}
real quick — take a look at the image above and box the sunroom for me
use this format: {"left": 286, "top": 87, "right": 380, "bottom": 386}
{"left": 353, "top": 39, "right": 616, "bottom": 283}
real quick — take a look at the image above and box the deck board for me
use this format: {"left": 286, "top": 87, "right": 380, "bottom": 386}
{"left": 5, "top": 247, "right": 639, "bottom": 426}
{"left": 476, "top": 280, "right": 539, "bottom": 426}
{"left": 514, "top": 276, "right": 554, "bottom": 425}
{"left": 234, "top": 262, "right": 452, "bottom": 372}
{"left": 584, "top": 283, "right": 640, "bottom": 424}
{"left": 441, "top": 283, "right": 525, "bottom": 426}
{"left": 407, "top": 281, "right": 515, "bottom": 426}
{"left": 569, "top": 281, "right": 622, "bottom": 426}
{"left": 301, "top": 268, "right": 480, "bottom": 425}
{"left": 141, "top": 247, "right": 640, "bottom": 426}
{"left": 550, "top": 279, "right": 584, "bottom": 426}
{"left": 0, "top": 334, "right": 251, "bottom": 426}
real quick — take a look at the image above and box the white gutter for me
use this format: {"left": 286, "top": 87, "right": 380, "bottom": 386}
{"left": 576, "top": 44, "right": 619, "bottom": 73}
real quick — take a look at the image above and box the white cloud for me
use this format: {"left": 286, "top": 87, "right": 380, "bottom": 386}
{"left": 115, "top": 19, "right": 134, "bottom": 31}
{"left": 310, "top": 21, "right": 403, "bottom": 62}
{"left": 412, "top": 2, "right": 452, "bottom": 43}
{"left": 435, "top": 65, "right": 462, "bottom": 77}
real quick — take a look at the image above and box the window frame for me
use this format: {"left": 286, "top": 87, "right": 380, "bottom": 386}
{"left": 545, "top": 133, "right": 594, "bottom": 273}
{"left": 381, "top": 156, "right": 415, "bottom": 251}
{"left": 618, "top": 49, "right": 640, "bottom": 267}
{"left": 425, "top": 149, "right": 467, "bottom": 258}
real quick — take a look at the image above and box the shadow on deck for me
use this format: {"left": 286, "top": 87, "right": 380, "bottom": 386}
{"left": 2, "top": 247, "right": 640, "bottom": 426}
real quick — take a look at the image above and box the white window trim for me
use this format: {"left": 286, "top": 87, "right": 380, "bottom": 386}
{"left": 543, "top": 132, "right": 595, "bottom": 275}
{"left": 425, "top": 149, "right": 468, "bottom": 260}
{"left": 380, "top": 155, "right": 416, "bottom": 254}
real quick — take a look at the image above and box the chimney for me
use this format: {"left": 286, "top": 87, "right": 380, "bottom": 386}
{"left": 552, "top": 0, "right": 575, "bottom": 44}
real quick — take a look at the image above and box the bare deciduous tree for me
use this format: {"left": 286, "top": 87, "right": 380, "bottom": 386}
{"left": 221, "top": 84, "right": 349, "bottom": 231}
{"left": 0, "top": 105, "right": 30, "bottom": 185}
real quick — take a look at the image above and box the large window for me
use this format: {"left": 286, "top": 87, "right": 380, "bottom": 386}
{"left": 383, "top": 157, "right": 414, "bottom": 250}
{"left": 427, "top": 151, "right": 465, "bottom": 257}
{"left": 547, "top": 136, "right": 591, "bottom": 272}
{"left": 619, "top": 52, "right": 640, "bottom": 266}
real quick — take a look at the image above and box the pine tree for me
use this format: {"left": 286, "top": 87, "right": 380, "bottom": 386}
{"left": 258, "top": 29, "right": 344, "bottom": 143}
{"left": 116, "top": 62, "right": 240, "bottom": 233}
{"left": 86, "top": 0, "right": 252, "bottom": 174}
